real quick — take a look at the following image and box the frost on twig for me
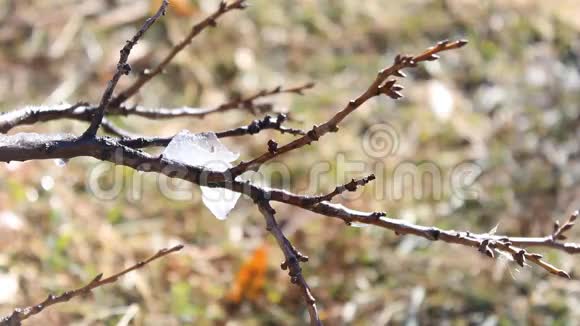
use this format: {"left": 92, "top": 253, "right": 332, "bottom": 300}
{"left": 163, "top": 130, "right": 241, "bottom": 219}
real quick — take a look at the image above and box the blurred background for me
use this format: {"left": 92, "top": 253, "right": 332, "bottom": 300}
{"left": 1, "top": 0, "right": 579, "bottom": 324}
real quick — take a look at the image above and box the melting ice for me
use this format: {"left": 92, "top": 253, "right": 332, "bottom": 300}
{"left": 163, "top": 130, "right": 241, "bottom": 220}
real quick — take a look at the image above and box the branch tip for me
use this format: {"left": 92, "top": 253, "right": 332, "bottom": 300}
{"left": 82, "top": 0, "right": 168, "bottom": 138}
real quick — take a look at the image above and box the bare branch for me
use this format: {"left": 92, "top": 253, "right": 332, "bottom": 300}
{"left": 0, "top": 244, "right": 183, "bottom": 326}
{"left": 302, "top": 174, "right": 376, "bottom": 205}
{"left": 116, "top": 113, "right": 305, "bottom": 149}
{"left": 4, "top": 130, "right": 577, "bottom": 277}
{"left": 304, "top": 202, "right": 577, "bottom": 277}
{"left": 551, "top": 210, "right": 578, "bottom": 241}
{"left": 109, "top": 0, "right": 249, "bottom": 107}
{"left": 113, "top": 82, "right": 314, "bottom": 119}
{"left": 2, "top": 131, "right": 579, "bottom": 264}
{"left": 0, "top": 102, "right": 89, "bottom": 134}
{"left": 82, "top": 0, "right": 169, "bottom": 138}
{"left": 0, "top": 133, "right": 227, "bottom": 184}
{"left": 229, "top": 40, "right": 468, "bottom": 176}
{"left": 256, "top": 200, "right": 321, "bottom": 326}
{"left": 0, "top": 83, "right": 313, "bottom": 133}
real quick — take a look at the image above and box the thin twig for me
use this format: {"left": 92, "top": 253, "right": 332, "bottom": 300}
{"left": 109, "top": 0, "right": 249, "bottom": 107}
{"left": 101, "top": 118, "right": 136, "bottom": 138}
{"left": 0, "top": 102, "right": 89, "bottom": 134}
{"left": 256, "top": 200, "right": 322, "bottom": 326}
{"left": 117, "top": 113, "right": 305, "bottom": 148}
{"left": 304, "top": 202, "right": 577, "bottom": 278}
{"left": 113, "top": 82, "right": 314, "bottom": 119}
{"left": 82, "top": 0, "right": 169, "bottom": 138}
{"left": 301, "top": 174, "right": 376, "bottom": 205}
{"left": 0, "top": 83, "right": 313, "bottom": 133}
{"left": 0, "top": 244, "right": 184, "bottom": 326}
{"left": 229, "top": 40, "right": 468, "bottom": 176}
{"left": 551, "top": 210, "right": 578, "bottom": 241}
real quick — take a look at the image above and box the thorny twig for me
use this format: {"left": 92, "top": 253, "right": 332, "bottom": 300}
{"left": 0, "top": 245, "right": 184, "bottom": 326}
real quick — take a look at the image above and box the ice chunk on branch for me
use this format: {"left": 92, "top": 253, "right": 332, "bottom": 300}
{"left": 163, "top": 130, "right": 240, "bottom": 220}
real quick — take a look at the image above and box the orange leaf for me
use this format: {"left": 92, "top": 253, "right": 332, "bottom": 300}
{"left": 226, "top": 244, "right": 269, "bottom": 303}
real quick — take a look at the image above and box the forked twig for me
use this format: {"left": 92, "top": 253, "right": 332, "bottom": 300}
{"left": 257, "top": 201, "right": 321, "bottom": 326}
{"left": 109, "top": 0, "right": 249, "bottom": 107}
{"left": 83, "top": 0, "right": 169, "bottom": 137}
